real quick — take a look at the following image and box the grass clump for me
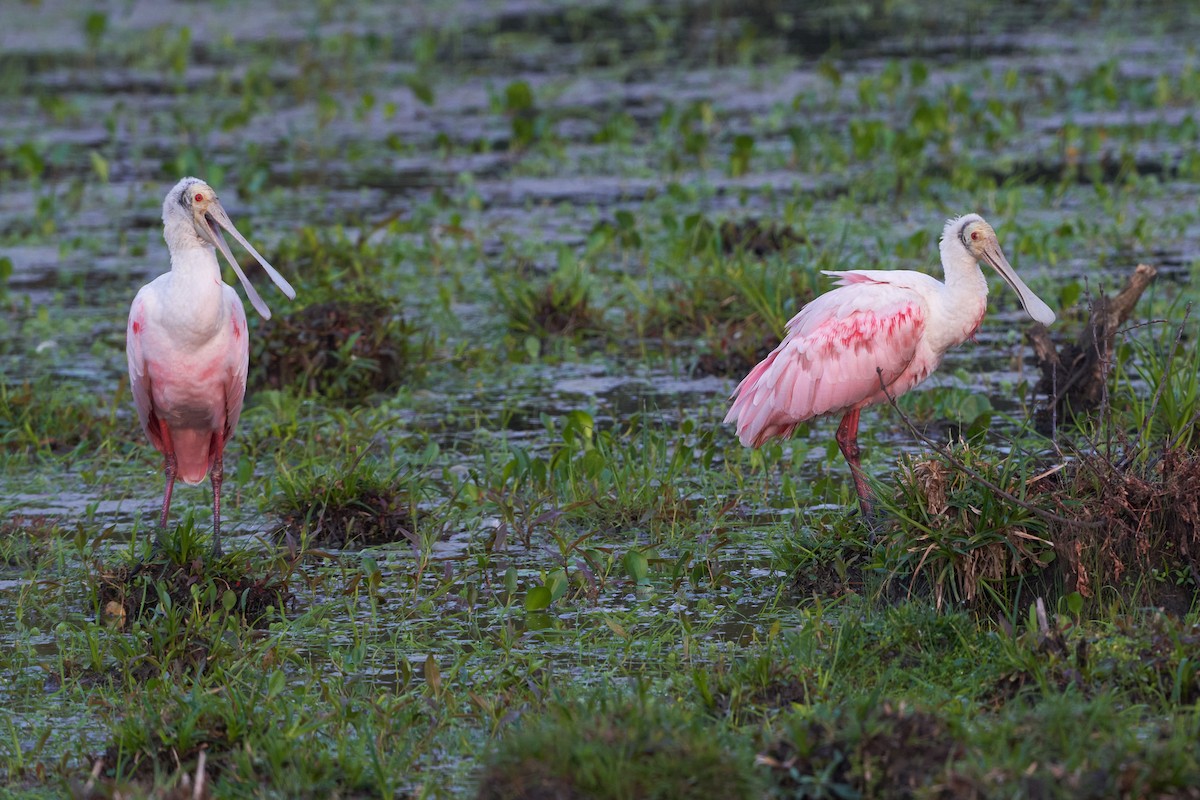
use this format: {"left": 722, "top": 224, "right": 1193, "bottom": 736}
{"left": 271, "top": 451, "right": 423, "bottom": 549}
{"left": 782, "top": 440, "right": 1058, "bottom": 612}
{"left": 491, "top": 411, "right": 719, "bottom": 543}
{"left": 627, "top": 215, "right": 827, "bottom": 376}
{"left": 249, "top": 223, "right": 434, "bottom": 403}
{"left": 787, "top": 419, "right": 1200, "bottom": 615}
{"left": 947, "top": 692, "right": 1200, "bottom": 799}
{"left": 95, "top": 647, "right": 386, "bottom": 799}
{"left": 495, "top": 251, "right": 607, "bottom": 344}
{"left": 0, "top": 514, "right": 67, "bottom": 568}
{"left": 697, "top": 642, "right": 820, "bottom": 724}
{"left": 94, "top": 517, "right": 291, "bottom": 626}
{"left": 759, "top": 698, "right": 963, "bottom": 800}
{"left": 250, "top": 290, "right": 431, "bottom": 403}
{"left": 476, "top": 693, "right": 758, "bottom": 800}
{"left": 782, "top": 512, "right": 873, "bottom": 599}
{"left": 880, "top": 442, "right": 1057, "bottom": 609}
{"left": 718, "top": 217, "right": 807, "bottom": 257}
{"left": 992, "top": 607, "right": 1200, "bottom": 707}
{"left": 0, "top": 375, "right": 126, "bottom": 455}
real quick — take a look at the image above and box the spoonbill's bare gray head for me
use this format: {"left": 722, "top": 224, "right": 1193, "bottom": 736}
{"left": 945, "top": 214, "right": 1055, "bottom": 326}
{"left": 163, "top": 177, "right": 296, "bottom": 319}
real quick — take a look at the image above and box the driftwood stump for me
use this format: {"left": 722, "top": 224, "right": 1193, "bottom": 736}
{"left": 1026, "top": 263, "right": 1158, "bottom": 433}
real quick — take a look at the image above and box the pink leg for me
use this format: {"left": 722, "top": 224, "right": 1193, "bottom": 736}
{"left": 157, "top": 425, "right": 177, "bottom": 551}
{"left": 159, "top": 452, "right": 178, "bottom": 529}
{"left": 835, "top": 408, "right": 874, "bottom": 520}
{"left": 210, "top": 437, "right": 225, "bottom": 558}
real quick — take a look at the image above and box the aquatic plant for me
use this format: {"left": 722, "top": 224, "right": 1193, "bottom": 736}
{"left": 494, "top": 249, "right": 606, "bottom": 344}
{"left": 271, "top": 450, "right": 430, "bottom": 549}
{"left": 0, "top": 375, "right": 127, "bottom": 456}
{"left": 250, "top": 293, "right": 430, "bottom": 402}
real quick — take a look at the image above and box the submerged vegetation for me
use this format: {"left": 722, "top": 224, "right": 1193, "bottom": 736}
{"left": 2, "top": 0, "right": 1200, "bottom": 797}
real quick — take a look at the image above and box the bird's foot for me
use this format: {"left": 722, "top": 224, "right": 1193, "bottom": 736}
{"left": 855, "top": 498, "right": 882, "bottom": 545}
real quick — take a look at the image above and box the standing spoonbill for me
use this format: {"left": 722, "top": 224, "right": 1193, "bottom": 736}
{"left": 724, "top": 214, "right": 1055, "bottom": 518}
{"left": 126, "top": 177, "right": 296, "bottom": 557}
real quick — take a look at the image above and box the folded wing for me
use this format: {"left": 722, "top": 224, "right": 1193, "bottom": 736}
{"left": 725, "top": 280, "right": 928, "bottom": 447}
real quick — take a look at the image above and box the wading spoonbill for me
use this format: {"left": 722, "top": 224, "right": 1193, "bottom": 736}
{"left": 126, "top": 177, "right": 295, "bottom": 556}
{"left": 724, "top": 214, "right": 1055, "bottom": 518}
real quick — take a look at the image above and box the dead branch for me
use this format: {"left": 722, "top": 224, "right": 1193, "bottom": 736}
{"left": 1027, "top": 263, "right": 1158, "bottom": 433}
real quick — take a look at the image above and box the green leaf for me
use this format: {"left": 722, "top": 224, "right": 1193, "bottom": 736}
{"left": 524, "top": 585, "right": 552, "bottom": 611}
{"left": 604, "top": 617, "right": 628, "bottom": 638}
{"left": 404, "top": 74, "right": 435, "bottom": 105}
{"left": 82, "top": 11, "right": 107, "bottom": 48}
{"left": 816, "top": 58, "right": 842, "bottom": 87}
{"left": 624, "top": 549, "right": 650, "bottom": 585}
{"left": 221, "top": 589, "right": 237, "bottom": 612}
{"left": 1061, "top": 280, "right": 1083, "bottom": 310}
{"left": 89, "top": 150, "right": 109, "bottom": 183}
{"left": 546, "top": 568, "right": 568, "bottom": 601}
{"left": 965, "top": 411, "right": 993, "bottom": 439}
{"left": 266, "top": 668, "right": 287, "bottom": 700}
{"left": 1066, "top": 591, "right": 1084, "bottom": 616}
{"left": 505, "top": 80, "right": 535, "bottom": 112}
{"left": 424, "top": 654, "right": 442, "bottom": 693}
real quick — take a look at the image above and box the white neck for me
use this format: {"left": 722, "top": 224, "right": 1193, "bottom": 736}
{"left": 925, "top": 233, "right": 989, "bottom": 353}
{"left": 939, "top": 234, "right": 988, "bottom": 299}
{"left": 160, "top": 239, "right": 227, "bottom": 341}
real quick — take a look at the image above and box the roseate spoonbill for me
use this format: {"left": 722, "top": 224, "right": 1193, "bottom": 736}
{"left": 724, "top": 214, "right": 1055, "bottom": 518}
{"left": 126, "top": 177, "right": 295, "bottom": 557}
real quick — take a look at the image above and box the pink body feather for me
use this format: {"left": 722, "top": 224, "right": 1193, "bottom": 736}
{"left": 724, "top": 269, "right": 974, "bottom": 448}
{"left": 127, "top": 291, "right": 248, "bottom": 484}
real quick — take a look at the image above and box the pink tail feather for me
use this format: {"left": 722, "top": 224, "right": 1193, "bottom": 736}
{"left": 172, "top": 428, "right": 215, "bottom": 484}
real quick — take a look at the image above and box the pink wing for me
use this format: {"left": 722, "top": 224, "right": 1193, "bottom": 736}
{"left": 725, "top": 279, "right": 927, "bottom": 448}
{"left": 223, "top": 292, "right": 250, "bottom": 442}
{"left": 126, "top": 290, "right": 163, "bottom": 453}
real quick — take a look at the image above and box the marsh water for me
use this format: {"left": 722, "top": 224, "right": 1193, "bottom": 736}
{"left": 2, "top": 0, "right": 1199, "bottom": 794}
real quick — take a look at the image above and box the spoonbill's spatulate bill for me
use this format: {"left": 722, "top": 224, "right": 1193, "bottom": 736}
{"left": 126, "top": 177, "right": 296, "bottom": 557}
{"left": 724, "top": 214, "right": 1055, "bottom": 518}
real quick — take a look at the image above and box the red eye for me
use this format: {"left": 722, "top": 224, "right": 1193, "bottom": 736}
{"left": 971, "top": 231, "right": 980, "bottom": 240}
{"left": 195, "top": 193, "right": 203, "bottom": 202}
